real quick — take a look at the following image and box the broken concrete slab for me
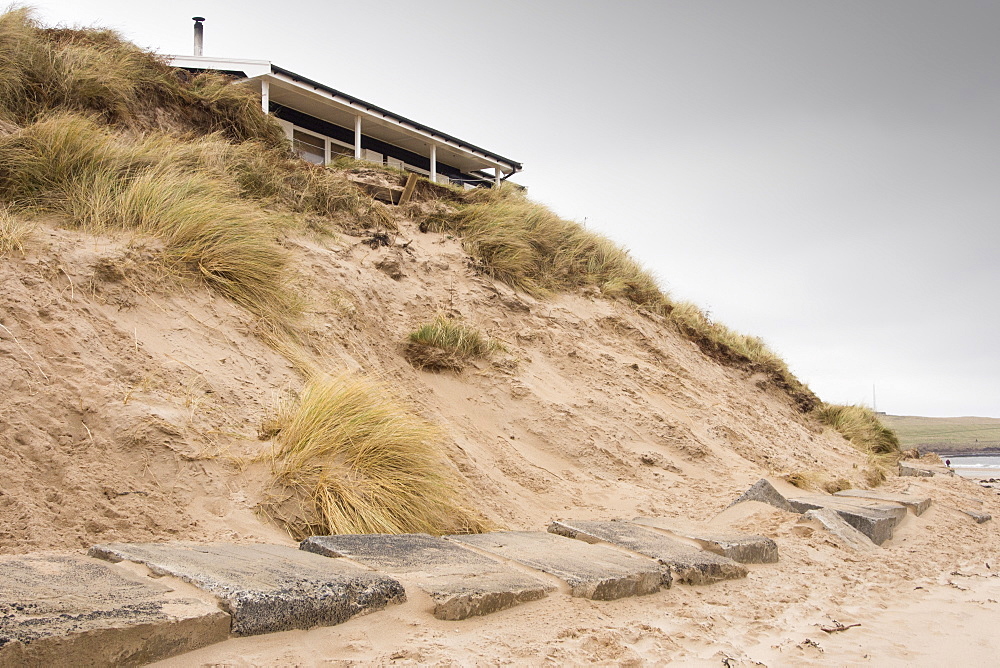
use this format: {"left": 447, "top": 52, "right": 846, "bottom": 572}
{"left": 787, "top": 495, "right": 905, "bottom": 545}
{"left": 301, "top": 533, "right": 551, "bottom": 620}
{"left": 450, "top": 531, "right": 663, "bottom": 600}
{"left": 804, "top": 508, "right": 879, "bottom": 553}
{"left": 0, "top": 553, "right": 229, "bottom": 667}
{"left": 899, "top": 461, "right": 950, "bottom": 477}
{"left": 728, "top": 478, "right": 795, "bottom": 512}
{"left": 961, "top": 509, "right": 992, "bottom": 524}
{"left": 834, "top": 489, "right": 932, "bottom": 515}
{"left": 548, "top": 520, "right": 747, "bottom": 585}
{"left": 632, "top": 517, "right": 779, "bottom": 564}
{"left": 89, "top": 542, "right": 405, "bottom": 636}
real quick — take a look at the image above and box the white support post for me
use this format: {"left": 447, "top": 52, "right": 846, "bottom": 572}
{"left": 495, "top": 166, "right": 502, "bottom": 187}
{"left": 260, "top": 80, "right": 269, "bottom": 114}
{"left": 354, "top": 115, "right": 362, "bottom": 160}
{"left": 429, "top": 145, "right": 437, "bottom": 183}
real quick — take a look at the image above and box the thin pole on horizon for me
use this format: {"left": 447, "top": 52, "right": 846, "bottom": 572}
{"left": 873, "top": 384, "right": 877, "bottom": 413}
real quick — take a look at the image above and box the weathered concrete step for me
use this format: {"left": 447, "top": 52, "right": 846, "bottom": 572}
{"left": 632, "top": 517, "right": 779, "bottom": 563}
{"left": 450, "top": 531, "right": 664, "bottom": 599}
{"left": 834, "top": 489, "right": 932, "bottom": 515}
{"left": 0, "top": 553, "right": 229, "bottom": 667}
{"left": 728, "top": 478, "right": 795, "bottom": 512}
{"left": 301, "top": 533, "right": 552, "bottom": 620}
{"left": 89, "top": 542, "right": 405, "bottom": 636}
{"left": 961, "top": 509, "right": 992, "bottom": 524}
{"left": 804, "top": 508, "right": 879, "bottom": 553}
{"left": 548, "top": 520, "right": 748, "bottom": 585}
{"left": 786, "top": 496, "right": 905, "bottom": 545}
{"left": 899, "top": 461, "right": 951, "bottom": 477}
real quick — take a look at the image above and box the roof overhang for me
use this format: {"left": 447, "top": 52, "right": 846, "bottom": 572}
{"left": 169, "top": 55, "right": 522, "bottom": 176}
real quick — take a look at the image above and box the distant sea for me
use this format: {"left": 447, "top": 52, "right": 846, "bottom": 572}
{"left": 946, "top": 454, "right": 1000, "bottom": 478}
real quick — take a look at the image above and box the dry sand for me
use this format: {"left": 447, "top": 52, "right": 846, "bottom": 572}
{"left": 2, "top": 216, "right": 998, "bottom": 665}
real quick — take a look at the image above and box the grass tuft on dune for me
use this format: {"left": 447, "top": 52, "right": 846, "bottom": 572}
{"left": 264, "top": 374, "right": 489, "bottom": 538}
{"left": 404, "top": 316, "right": 501, "bottom": 371}
{"left": 818, "top": 403, "right": 901, "bottom": 456}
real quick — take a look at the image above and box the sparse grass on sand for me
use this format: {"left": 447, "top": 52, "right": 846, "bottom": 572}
{"left": 424, "top": 185, "right": 818, "bottom": 410}
{"left": 668, "top": 301, "right": 817, "bottom": 411}
{"left": 783, "top": 471, "right": 852, "bottom": 493}
{"left": 0, "top": 207, "right": 32, "bottom": 255}
{"left": 404, "top": 315, "right": 501, "bottom": 371}
{"left": 264, "top": 374, "right": 488, "bottom": 538}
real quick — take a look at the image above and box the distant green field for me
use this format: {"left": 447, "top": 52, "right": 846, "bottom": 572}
{"left": 880, "top": 415, "right": 1000, "bottom": 454}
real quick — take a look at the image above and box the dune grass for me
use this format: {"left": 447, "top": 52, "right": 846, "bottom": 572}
{"left": 818, "top": 403, "right": 901, "bottom": 485}
{"left": 264, "top": 374, "right": 488, "bottom": 538}
{"left": 818, "top": 403, "right": 901, "bottom": 456}
{"left": 1, "top": 7, "right": 824, "bottom": 418}
{"left": 404, "top": 316, "right": 501, "bottom": 371}
{"left": 0, "top": 207, "right": 32, "bottom": 255}
{"left": 0, "top": 114, "right": 297, "bottom": 321}
{"left": 0, "top": 8, "right": 283, "bottom": 144}
{"left": 424, "top": 185, "right": 664, "bottom": 307}
{"left": 668, "top": 301, "right": 818, "bottom": 411}
{"left": 425, "top": 185, "right": 819, "bottom": 410}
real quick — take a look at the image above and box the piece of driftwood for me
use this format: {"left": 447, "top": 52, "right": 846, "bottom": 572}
{"left": 820, "top": 621, "right": 861, "bottom": 633}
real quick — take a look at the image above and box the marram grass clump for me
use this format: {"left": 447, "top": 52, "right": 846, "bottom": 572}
{"left": 263, "top": 374, "right": 488, "bottom": 538}
{"left": 404, "top": 316, "right": 501, "bottom": 371}
{"left": 818, "top": 403, "right": 901, "bottom": 456}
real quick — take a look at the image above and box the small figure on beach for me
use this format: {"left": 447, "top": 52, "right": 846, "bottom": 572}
{"left": 946, "top": 459, "right": 951, "bottom": 468}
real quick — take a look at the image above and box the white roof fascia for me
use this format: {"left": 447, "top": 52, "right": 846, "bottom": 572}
{"left": 168, "top": 55, "right": 272, "bottom": 79}
{"left": 263, "top": 71, "right": 509, "bottom": 172}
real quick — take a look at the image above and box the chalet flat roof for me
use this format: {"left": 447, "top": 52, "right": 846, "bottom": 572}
{"left": 168, "top": 55, "right": 522, "bottom": 175}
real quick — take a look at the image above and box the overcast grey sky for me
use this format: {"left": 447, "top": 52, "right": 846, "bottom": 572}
{"left": 26, "top": 1, "right": 1000, "bottom": 417}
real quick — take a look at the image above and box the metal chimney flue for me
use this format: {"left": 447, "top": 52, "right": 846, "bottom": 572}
{"left": 192, "top": 17, "right": 205, "bottom": 56}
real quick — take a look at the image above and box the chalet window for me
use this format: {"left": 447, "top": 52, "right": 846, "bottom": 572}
{"left": 329, "top": 140, "right": 353, "bottom": 159}
{"left": 292, "top": 129, "right": 325, "bottom": 164}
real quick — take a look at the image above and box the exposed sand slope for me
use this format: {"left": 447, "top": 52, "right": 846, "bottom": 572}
{"left": 2, "top": 215, "right": 998, "bottom": 664}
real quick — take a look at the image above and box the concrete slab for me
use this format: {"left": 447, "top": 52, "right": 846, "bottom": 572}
{"left": 0, "top": 553, "right": 229, "bottom": 667}
{"left": 728, "top": 479, "right": 795, "bottom": 512}
{"left": 301, "top": 534, "right": 551, "bottom": 620}
{"left": 961, "top": 509, "right": 992, "bottom": 524}
{"left": 632, "top": 517, "right": 779, "bottom": 563}
{"left": 89, "top": 542, "right": 405, "bottom": 636}
{"left": 450, "top": 531, "right": 663, "bottom": 600}
{"left": 548, "top": 520, "right": 747, "bottom": 585}
{"left": 899, "top": 461, "right": 949, "bottom": 477}
{"left": 804, "top": 508, "right": 879, "bottom": 553}
{"left": 834, "top": 489, "right": 932, "bottom": 515}
{"left": 787, "top": 496, "right": 906, "bottom": 545}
